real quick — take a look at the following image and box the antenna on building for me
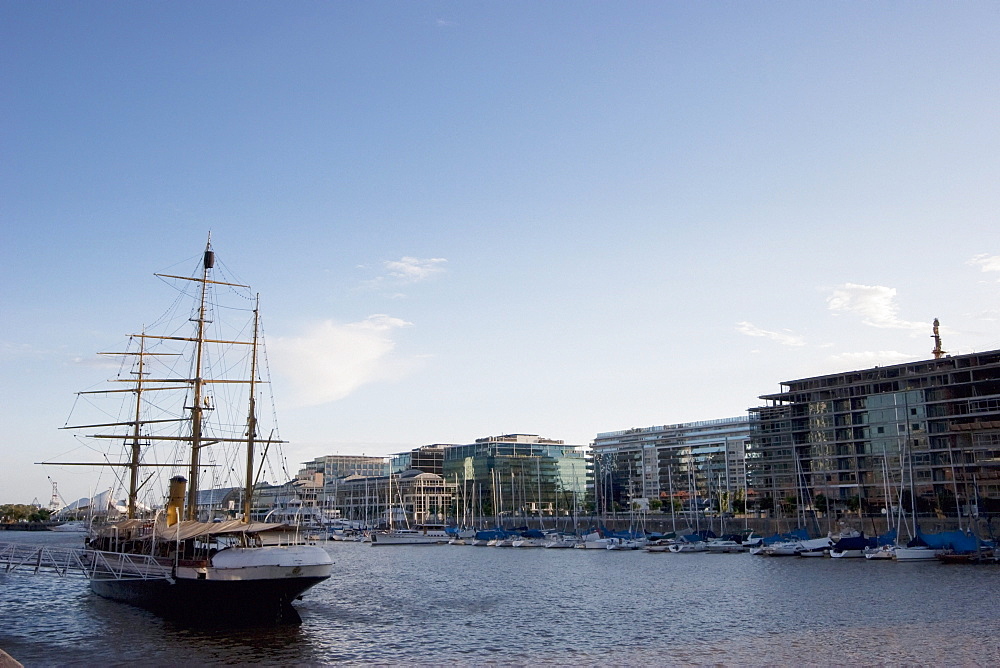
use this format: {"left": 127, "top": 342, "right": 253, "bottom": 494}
{"left": 931, "top": 318, "right": 947, "bottom": 359}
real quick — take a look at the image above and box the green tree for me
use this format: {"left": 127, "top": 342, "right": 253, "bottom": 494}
{"left": 1, "top": 504, "right": 45, "bottom": 523}
{"left": 814, "top": 493, "right": 828, "bottom": 514}
{"left": 29, "top": 508, "right": 52, "bottom": 522}
{"left": 731, "top": 490, "right": 746, "bottom": 514}
{"left": 846, "top": 495, "right": 861, "bottom": 513}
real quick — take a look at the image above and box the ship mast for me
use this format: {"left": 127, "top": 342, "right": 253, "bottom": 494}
{"left": 45, "top": 238, "right": 286, "bottom": 524}
{"left": 185, "top": 241, "right": 214, "bottom": 520}
{"left": 127, "top": 331, "right": 147, "bottom": 519}
{"left": 243, "top": 296, "right": 260, "bottom": 523}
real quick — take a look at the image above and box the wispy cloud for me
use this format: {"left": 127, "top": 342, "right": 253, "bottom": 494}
{"left": 0, "top": 340, "right": 112, "bottom": 368}
{"left": 361, "top": 256, "right": 447, "bottom": 296}
{"left": 735, "top": 321, "right": 806, "bottom": 347}
{"left": 826, "top": 283, "right": 924, "bottom": 331}
{"left": 269, "top": 315, "right": 421, "bottom": 407}
{"left": 968, "top": 253, "right": 1000, "bottom": 276}
{"left": 0, "top": 340, "right": 49, "bottom": 361}
{"left": 383, "top": 257, "right": 447, "bottom": 283}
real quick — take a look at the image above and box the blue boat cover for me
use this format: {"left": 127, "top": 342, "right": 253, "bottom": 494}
{"left": 832, "top": 535, "right": 876, "bottom": 550}
{"left": 876, "top": 529, "right": 897, "bottom": 546}
{"left": 474, "top": 529, "right": 507, "bottom": 541}
{"left": 762, "top": 528, "right": 810, "bottom": 545}
{"left": 916, "top": 530, "right": 980, "bottom": 553}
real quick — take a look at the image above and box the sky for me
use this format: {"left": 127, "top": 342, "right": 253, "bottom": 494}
{"left": 2, "top": 2, "right": 999, "bottom": 505}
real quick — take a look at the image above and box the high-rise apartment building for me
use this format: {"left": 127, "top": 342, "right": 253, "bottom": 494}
{"left": 591, "top": 418, "right": 751, "bottom": 514}
{"left": 749, "top": 350, "right": 1000, "bottom": 520}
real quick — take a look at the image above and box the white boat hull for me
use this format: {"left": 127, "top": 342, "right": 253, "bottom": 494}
{"left": 829, "top": 549, "right": 865, "bottom": 558}
{"left": 893, "top": 546, "right": 941, "bottom": 561}
{"left": 864, "top": 546, "right": 895, "bottom": 560}
{"left": 370, "top": 531, "right": 448, "bottom": 545}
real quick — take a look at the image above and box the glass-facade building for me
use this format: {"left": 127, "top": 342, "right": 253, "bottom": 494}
{"left": 442, "top": 434, "right": 588, "bottom": 521}
{"left": 391, "top": 445, "right": 450, "bottom": 475}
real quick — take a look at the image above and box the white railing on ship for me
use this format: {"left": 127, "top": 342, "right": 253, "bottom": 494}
{"left": 0, "top": 542, "right": 171, "bottom": 581}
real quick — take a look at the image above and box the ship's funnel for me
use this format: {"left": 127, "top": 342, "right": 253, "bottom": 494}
{"left": 166, "top": 475, "right": 187, "bottom": 527}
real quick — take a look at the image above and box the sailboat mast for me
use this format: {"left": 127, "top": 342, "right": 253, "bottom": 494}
{"left": 186, "top": 242, "right": 213, "bottom": 520}
{"left": 243, "top": 297, "right": 260, "bottom": 522}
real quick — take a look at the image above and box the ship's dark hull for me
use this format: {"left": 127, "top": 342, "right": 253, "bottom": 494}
{"left": 89, "top": 574, "right": 329, "bottom": 624}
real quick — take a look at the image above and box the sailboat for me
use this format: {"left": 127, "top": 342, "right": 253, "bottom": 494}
{"left": 44, "top": 238, "right": 332, "bottom": 622}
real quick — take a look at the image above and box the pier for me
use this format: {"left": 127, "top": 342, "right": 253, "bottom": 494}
{"left": 0, "top": 541, "right": 171, "bottom": 581}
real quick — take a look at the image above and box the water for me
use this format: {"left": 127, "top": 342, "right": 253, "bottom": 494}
{"left": 2, "top": 531, "right": 998, "bottom": 666}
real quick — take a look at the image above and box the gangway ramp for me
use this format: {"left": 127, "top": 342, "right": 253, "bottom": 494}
{"left": 0, "top": 541, "right": 171, "bottom": 581}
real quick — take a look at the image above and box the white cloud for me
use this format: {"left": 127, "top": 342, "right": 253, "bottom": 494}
{"left": 735, "top": 321, "right": 806, "bottom": 347}
{"left": 0, "top": 340, "right": 48, "bottom": 361}
{"left": 968, "top": 254, "right": 1000, "bottom": 275}
{"left": 269, "top": 315, "right": 419, "bottom": 407}
{"left": 383, "top": 257, "right": 447, "bottom": 284}
{"left": 826, "top": 283, "right": 924, "bottom": 331}
{"left": 0, "top": 340, "right": 115, "bottom": 368}
{"left": 967, "top": 308, "right": 1000, "bottom": 322}
{"left": 360, "top": 256, "right": 448, "bottom": 296}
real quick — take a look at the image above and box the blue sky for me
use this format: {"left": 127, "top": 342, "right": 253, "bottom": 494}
{"left": 3, "top": 2, "right": 999, "bottom": 504}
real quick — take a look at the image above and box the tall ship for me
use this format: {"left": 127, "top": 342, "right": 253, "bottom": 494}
{"left": 45, "top": 237, "right": 332, "bottom": 622}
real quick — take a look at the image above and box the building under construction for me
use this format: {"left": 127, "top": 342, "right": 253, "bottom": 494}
{"left": 748, "top": 347, "right": 1000, "bottom": 525}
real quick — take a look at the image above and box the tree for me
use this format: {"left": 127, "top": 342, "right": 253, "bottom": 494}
{"left": 29, "top": 508, "right": 52, "bottom": 522}
{"left": 846, "top": 496, "right": 861, "bottom": 513}
{"left": 813, "top": 493, "right": 828, "bottom": 514}
{"left": 757, "top": 496, "right": 774, "bottom": 513}
{"left": 0, "top": 504, "right": 48, "bottom": 523}
{"left": 731, "top": 490, "right": 746, "bottom": 514}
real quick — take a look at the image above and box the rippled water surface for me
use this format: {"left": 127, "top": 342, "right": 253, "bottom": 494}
{"left": 2, "top": 531, "right": 999, "bottom": 666}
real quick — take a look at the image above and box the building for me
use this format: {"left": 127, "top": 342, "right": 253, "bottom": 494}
{"left": 442, "top": 434, "right": 588, "bottom": 522}
{"left": 194, "top": 481, "right": 302, "bottom": 522}
{"left": 273, "top": 438, "right": 588, "bottom": 526}
{"left": 293, "top": 454, "right": 390, "bottom": 518}
{"left": 591, "top": 418, "right": 752, "bottom": 515}
{"left": 748, "top": 349, "right": 1000, "bottom": 524}
{"left": 335, "top": 469, "right": 456, "bottom": 525}
{"left": 299, "top": 454, "right": 389, "bottom": 480}
{"left": 391, "top": 444, "right": 452, "bottom": 476}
